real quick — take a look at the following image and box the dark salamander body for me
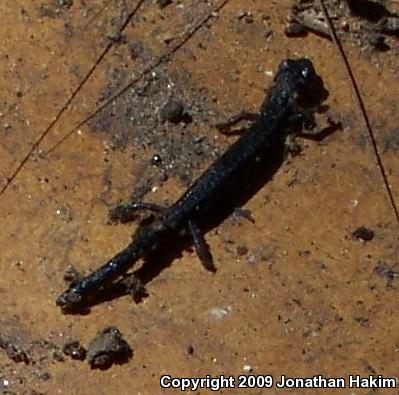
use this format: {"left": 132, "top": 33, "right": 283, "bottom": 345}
{"left": 57, "top": 58, "right": 321, "bottom": 310}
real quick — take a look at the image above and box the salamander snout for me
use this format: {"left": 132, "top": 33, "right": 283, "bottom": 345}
{"left": 278, "top": 58, "right": 317, "bottom": 95}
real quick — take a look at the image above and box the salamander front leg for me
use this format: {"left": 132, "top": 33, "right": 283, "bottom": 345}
{"left": 297, "top": 115, "right": 342, "bottom": 142}
{"left": 187, "top": 220, "right": 216, "bottom": 273}
{"left": 215, "top": 111, "right": 258, "bottom": 135}
{"left": 109, "top": 202, "right": 166, "bottom": 223}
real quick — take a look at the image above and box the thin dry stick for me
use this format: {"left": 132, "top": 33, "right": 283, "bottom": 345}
{"left": 319, "top": 0, "right": 399, "bottom": 225}
{"left": 0, "top": 0, "right": 147, "bottom": 197}
{"left": 45, "top": 0, "right": 231, "bottom": 155}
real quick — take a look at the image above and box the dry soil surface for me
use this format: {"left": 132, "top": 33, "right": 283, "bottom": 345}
{"left": 0, "top": 1, "right": 398, "bottom": 394}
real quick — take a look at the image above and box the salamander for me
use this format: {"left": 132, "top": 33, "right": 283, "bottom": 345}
{"left": 56, "top": 58, "right": 324, "bottom": 311}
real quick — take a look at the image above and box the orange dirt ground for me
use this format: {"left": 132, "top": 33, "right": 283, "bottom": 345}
{"left": 0, "top": 1, "right": 398, "bottom": 394}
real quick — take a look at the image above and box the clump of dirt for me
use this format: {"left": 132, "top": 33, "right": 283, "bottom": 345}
{"left": 380, "top": 127, "right": 399, "bottom": 153}
{"left": 351, "top": 226, "right": 375, "bottom": 242}
{"left": 0, "top": 336, "right": 30, "bottom": 364}
{"left": 62, "top": 340, "right": 87, "bottom": 361}
{"left": 157, "top": 0, "right": 173, "bottom": 9}
{"left": 86, "top": 327, "right": 132, "bottom": 370}
{"left": 38, "top": 0, "right": 73, "bottom": 19}
{"left": 373, "top": 261, "right": 398, "bottom": 286}
{"left": 0, "top": 317, "right": 67, "bottom": 393}
{"left": 159, "top": 98, "right": 189, "bottom": 124}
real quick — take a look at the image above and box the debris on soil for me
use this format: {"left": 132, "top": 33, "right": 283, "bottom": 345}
{"left": 376, "top": 17, "right": 399, "bottom": 36}
{"left": 237, "top": 245, "right": 249, "bottom": 256}
{"left": 107, "top": 30, "right": 127, "bottom": 44}
{"left": 58, "top": 0, "right": 73, "bottom": 7}
{"left": 0, "top": 337, "right": 30, "bottom": 364}
{"left": 373, "top": 262, "right": 398, "bottom": 286}
{"left": 288, "top": 2, "right": 330, "bottom": 38}
{"left": 346, "top": 0, "right": 393, "bottom": 21}
{"left": 108, "top": 203, "right": 139, "bottom": 223}
{"left": 208, "top": 306, "right": 231, "bottom": 321}
{"left": 157, "top": 0, "right": 172, "bottom": 9}
{"left": 381, "top": 128, "right": 399, "bottom": 153}
{"left": 351, "top": 226, "right": 375, "bottom": 242}
{"left": 294, "top": 13, "right": 330, "bottom": 38}
{"left": 288, "top": 0, "right": 399, "bottom": 53}
{"left": 233, "top": 208, "right": 255, "bottom": 223}
{"left": 367, "top": 31, "right": 389, "bottom": 50}
{"left": 90, "top": 63, "right": 219, "bottom": 188}
{"left": 160, "top": 99, "right": 186, "bottom": 124}
{"left": 26, "top": 391, "right": 44, "bottom": 395}
{"left": 187, "top": 345, "right": 194, "bottom": 355}
{"left": 236, "top": 10, "right": 254, "bottom": 24}
{"left": 37, "top": 371, "right": 52, "bottom": 381}
{"left": 284, "top": 21, "right": 308, "bottom": 37}
{"left": 129, "top": 41, "right": 145, "bottom": 60}
{"left": 122, "top": 275, "right": 147, "bottom": 302}
{"left": 52, "top": 349, "right": 65, "bottom": 362}
{"left": 87, "top": 327, "right": 132, "bottom": 369}
{"left": 38, "top": 0, "right": 73, "bottom": 18}
{"left": 151, "top": 154, "right": 162, "bottom": 165}
{"left": 62, "top": 340, "right": 87, "bottom": 361}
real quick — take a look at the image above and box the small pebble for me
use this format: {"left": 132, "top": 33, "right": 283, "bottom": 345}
{"left": 129, "top": 41, "right": 144, "bottom": 59}
{"left": 52, "top": 350, "right": 65, "bottom": 362}
{"left": 243, "top": 364, "right": 252, "bottom": 372}
{"left": 284, "top": 21, "right": 308, "bottom": 37}
{"left": 38, "top": 372, "right": 52, "bottom": 381}
{"left": 58, "top": 0, "right": 73, "bottom": 7}
{"left": 208, "top": 306, "right": 230, "bottom": 321}
{"left": 368, "top": 32, "right": 385, "bottom": 45}
{"left": 237, "top": 245, "right": 249, "bottom": 256}
{"left": 107, "top": 30, "right": 125, "bottom": 43}
{"left": 352, "top": 226, "right": 374, "bottom": 242}
{"left": 237, "top": 11, "right": 253, "bottom": 23}
{"left": 157, "top": 0, "right": 172, "bottom": 8}
{"left": 244, "top": 14, "right": 254, "bottom": 23}
{"left": 87, "top": 327, "right": 132, "bottom": 369}
{"left": 63, "top": 340, "right": 87, "bottom": 361}
{"left": 160, "top": 99, "right": 185, "bottom": 124}
{"left": 0, "top": 341, "right": 29, "bottom": 364}
{"left": 187, "top": 345, "right": 194, "bottom": 355}
{"left": 374, "top": 262, "right": 398, "bottom": 283}
{"left": 151, "top": 154, "right": 162, "bottom": 165}
{"left": 368, "top": 32, "right": 389, "bottom": 50}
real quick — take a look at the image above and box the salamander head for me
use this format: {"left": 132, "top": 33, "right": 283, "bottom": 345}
{"left": 275, "top": 58, "right": 317, "bottom": 98}
{"left": 274, "top": 58, "right": 329, "bottom": 111}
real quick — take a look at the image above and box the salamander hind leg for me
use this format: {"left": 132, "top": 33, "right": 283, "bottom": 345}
{"left": 187, "top": 220, "right": 216, "bottom": 272}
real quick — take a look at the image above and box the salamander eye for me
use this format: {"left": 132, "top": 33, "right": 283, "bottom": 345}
{"left": 301, "top": 66, "right": 310, "bottom": 79}
{"left": 280, "top": 59, "right": 292, "bottom": 71}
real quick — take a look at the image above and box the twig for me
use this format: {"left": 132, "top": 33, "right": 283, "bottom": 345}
{"left": 0, "top": 0, "right": 147, "bottom": 197}
{"left": 292, "top": 13, "right": 331, "bottom": 39}
{"left": 319, "top": 0, "right": 399, "bottom": 225}
{"left": 46, "top": 0, "right": 231, "bottom": 155}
